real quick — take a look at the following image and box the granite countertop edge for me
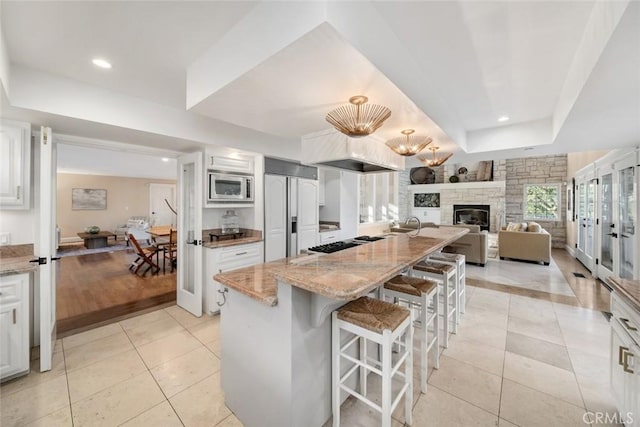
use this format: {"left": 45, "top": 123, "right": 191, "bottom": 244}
{"left": 607, "top": 277, "right": 640, "bottom": 313}
{"left": 0, "top": 255, "right": 38, "bottom": 276}
{"left": 215, "top": 227, "right": 468, "bottom": 307}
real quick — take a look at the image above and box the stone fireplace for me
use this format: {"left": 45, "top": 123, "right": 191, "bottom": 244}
{"left": 454, "top": 204, "right": 491, "bottom": 231}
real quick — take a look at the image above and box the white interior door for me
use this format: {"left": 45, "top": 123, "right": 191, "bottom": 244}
{"left": 618, "top": 163, "right": 637, "bottom": 279}
{"left": 149, "top": 183, "right": 176, "bottom": 226}
{"left": 37, "top": 127, "right": 57, "bottom": 371}
{"left": 264, "top": 175, "right": 286, "bottom": 262}
{"left": 597, "top": 166, "right": 616, "bottom": 280}
{"left": 296, "top": 178, "right": 319, "bottom": 252}
{"left": 576, "top": 177, "right": 597, "bottom": 271}
{"left": 177, "top": 152, "right": 203, "bottom": 316}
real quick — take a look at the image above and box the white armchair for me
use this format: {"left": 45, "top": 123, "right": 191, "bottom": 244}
{"left": 125, "top": 216, "right": 151, "bottom": 245}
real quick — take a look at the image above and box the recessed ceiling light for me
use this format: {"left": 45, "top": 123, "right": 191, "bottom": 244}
{"left": 161, "top": 157, "right": 169, "bottom": 162}
{"left": 524, "top": 147, "right": 534, "bottom": 151}
{"left": 92, "top": 58, "right": 112, "bottom": 69}
{"left": 498, "top": 116, "right": 510, "bottom": 122}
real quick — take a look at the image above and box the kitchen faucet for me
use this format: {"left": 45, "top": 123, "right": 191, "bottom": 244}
{"left": 405, "top": 216, "right": 422, "bottom": 237}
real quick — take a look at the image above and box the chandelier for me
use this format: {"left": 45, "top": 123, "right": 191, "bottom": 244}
{"left": 326, "top": 95, "right": 391, "bottom": 137}
{"left": 385, "top": 129, "right": 432, "bottom": 156}
{"left": 417, "top": 146, "right": 453, "bottom": 167}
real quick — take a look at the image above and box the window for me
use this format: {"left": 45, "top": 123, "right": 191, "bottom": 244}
{"left": 359, "top": 172, "right": 398, "bottom": 224}
{"left": 524, "top": 184, "right": 561, "bottom": 221}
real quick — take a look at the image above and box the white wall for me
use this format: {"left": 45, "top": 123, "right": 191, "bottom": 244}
{"left": 0, "top": 210, "right": 36, "bottom": 245}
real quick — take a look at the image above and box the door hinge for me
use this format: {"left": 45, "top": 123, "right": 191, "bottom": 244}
{"left": 575, "top": 243, "right": 577, "bottom": 248}
{"left": 596, "top": 258, "right": 599, "bottom": 265}
{"left": 596, "top": 218, "right": 599, "bottom": 225}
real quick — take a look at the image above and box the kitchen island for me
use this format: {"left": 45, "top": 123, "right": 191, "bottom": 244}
{"left": 214, "top": 226, "right": 467, "bottom": 427}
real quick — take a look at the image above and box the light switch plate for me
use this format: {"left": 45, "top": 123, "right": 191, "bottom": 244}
{"left": 0, "top": 232, "right": 11, "bottom": 246}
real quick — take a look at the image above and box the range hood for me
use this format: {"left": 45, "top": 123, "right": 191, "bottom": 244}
{"left": 301, "top": 129, "right": 405, "bottom": 173}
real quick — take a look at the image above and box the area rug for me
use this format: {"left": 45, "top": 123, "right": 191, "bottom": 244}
{"left": 56, "top": 242, "right": 131, "bottom": 258}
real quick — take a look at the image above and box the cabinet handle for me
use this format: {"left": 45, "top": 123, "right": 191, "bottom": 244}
{"left": 622, "top": 350, "right": 634, "bottom": 374}
{"left": 235, "top": 251, "right": 247, "bottom": 256}
{"left": 621, "top": 318, "right": 638, "bottom": 331}
{"left": 12, "top": 308, "right": 16, "bottom": 324}
{"left": 619, "top": 346, "right": 628, "bottom": 365}
{"left": 217, "top": 287, "right": 228, "bottom": 307}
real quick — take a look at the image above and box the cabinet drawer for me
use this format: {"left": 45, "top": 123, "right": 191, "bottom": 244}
{"left": 0, "top": 278, "right": 23, "bottom": 304}
{"left": 612, "top": 293, "right": 640, "bottom": 345}
{"left": 319, "top": 232, "right": 340, "bottom": 244}
{"left": 216, "top": 243, "right": 262, "bottom": 265}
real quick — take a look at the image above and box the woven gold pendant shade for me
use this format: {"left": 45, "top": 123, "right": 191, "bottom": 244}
{"left": 417, "top": 146, "right": 453, "bottom": 167}
{"left": 385, "top": 129, "right": 432, "bottom": 156}
{"left": 326, "top": 96, "right": 391, "bottom": 137}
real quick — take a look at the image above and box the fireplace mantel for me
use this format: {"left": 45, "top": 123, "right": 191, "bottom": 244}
{"left": 409, "top": 181, "right": 506, "bottom": 192}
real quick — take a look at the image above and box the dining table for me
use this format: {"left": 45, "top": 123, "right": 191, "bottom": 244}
{"left": 148, "top": 225, "right": 176, "bottom": 272}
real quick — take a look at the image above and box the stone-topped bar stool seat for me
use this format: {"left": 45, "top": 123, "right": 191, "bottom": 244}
{"left": 428, "top": 252, "right": 466, "bottom": 319}
{"left": 411, "top": 261, "right": 457, "bottom": 348}
{"left": 332, "top": 296, "right": 413, "bottom": 427}
{"left": 382, "top": 275, "right": 439, "bottom": 394}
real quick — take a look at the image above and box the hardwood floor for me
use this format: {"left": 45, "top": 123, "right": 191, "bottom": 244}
{"left": 56, "top": 248, "right": 176, "bottom": 335}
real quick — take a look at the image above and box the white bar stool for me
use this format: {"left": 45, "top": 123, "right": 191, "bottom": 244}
{"left": 382, "top": 275, "right": 439, "bottom": 394}
{"left": 332, "top": 296, "right": 413, "bottom": 427}
{"left": 411, "top": 261, "right": 457, "bottom": 348}
{"left": 428, "top": 252, "right": 466, "bottom": 318}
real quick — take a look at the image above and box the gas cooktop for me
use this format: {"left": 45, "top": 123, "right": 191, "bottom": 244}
{"left": 307, "top": 241, "right": 362, "bottom": 254}
{"left": 307, "top": 235, "right": 386, "bottom": 254}
{"left": 354, "top": 235, "right": 385, "bottom": 242}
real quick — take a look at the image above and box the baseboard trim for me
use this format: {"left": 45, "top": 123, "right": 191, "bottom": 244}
{"left": 564, "top": 245, "right": 575, "bottom": 257}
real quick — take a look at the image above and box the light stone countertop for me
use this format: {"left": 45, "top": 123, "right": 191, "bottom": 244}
{"left": 214, "top": 226, "right": 467, "bottom": 306}
{"left": 0, "top": 244, "right": 36, "bottom": 276}
{"left": 607, "top": 276, "right": 640, "bottom": 313}
{"left": 0, "top": 255, "right": 37, "bottom": 276}
{"left": 202, "top": 228, "right": 262, "bottom": 249}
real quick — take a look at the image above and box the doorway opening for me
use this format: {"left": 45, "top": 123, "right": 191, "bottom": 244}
{"left": 55, "top": 142, "right": 178, "bottom": 335}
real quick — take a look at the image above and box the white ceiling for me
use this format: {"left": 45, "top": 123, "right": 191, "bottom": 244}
{"left": 1, "top": 1, "right": 258, "bottom": 108}
{"left": 1, "top": 1, "right": 638, "bottom": 168}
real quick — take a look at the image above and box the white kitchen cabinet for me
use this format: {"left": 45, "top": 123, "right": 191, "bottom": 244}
{"left": 319, "top": 231, "right": 341, "bottom": 244}
{"left": 206, "top": 154, "right": 253, "bottom": 174}
{"left": 318, "top": 169, "right": 326, "bottom": 206}
{"left": 610, "top": 292, "right": 640, "bottom": 426}
{"left": 0, "top": 273, "right": 30, "bottom": 381}
{"left": 0, "top": 120, "right": 31, "bottom": 209}
{"left": 204, "top": 242, "right": 263, "bottom": 314}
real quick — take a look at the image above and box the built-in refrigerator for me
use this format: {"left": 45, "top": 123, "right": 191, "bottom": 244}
{"left": 264, "top": 158, "right": 319, "bottom": 262}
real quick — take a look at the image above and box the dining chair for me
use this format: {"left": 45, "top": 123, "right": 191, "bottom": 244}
{"left": 127, "top": 233, "right": 161, "bottom": 275}
{"left": 162, "top": 229, "right": 177, "bottom": 273}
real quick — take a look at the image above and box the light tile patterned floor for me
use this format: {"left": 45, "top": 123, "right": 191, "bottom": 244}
{"left": 1, "top": 270, "right": 620, "bottom": 426}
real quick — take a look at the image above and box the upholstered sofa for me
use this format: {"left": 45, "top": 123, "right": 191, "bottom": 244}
{"left": 121, "top": 216, "right": 151, "bottom": 245}
{"left": 442, "top": 224, "right": 488, "bottom": 266}
{"left": 498, "top": 223, "right": 551, "bottom": 265}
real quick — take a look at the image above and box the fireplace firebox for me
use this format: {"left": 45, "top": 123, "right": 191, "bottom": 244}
{"left": 453, "top": 204, "right": 490, "bottom": 231}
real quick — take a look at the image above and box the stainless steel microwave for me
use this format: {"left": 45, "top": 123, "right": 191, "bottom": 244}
{"left": 208, "top": 172, "right": 254, "bottom": 202}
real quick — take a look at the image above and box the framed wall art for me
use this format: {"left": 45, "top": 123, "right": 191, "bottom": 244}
{"left": 72, "top": 188, "right": 107, "bottom": 210}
